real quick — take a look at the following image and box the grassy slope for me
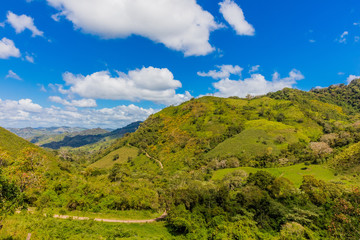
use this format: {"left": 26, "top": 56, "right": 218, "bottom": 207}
{"left": 212, "top": 163, "right": 352, "bottom": 188}
{"left": 0, "top": 127, "right": 59, "bottom": 170}
{"left": 0, "top": 127, "right": 37, "bottom": 157}
{"left": 206, "top": 119, "right": 309, "bottom": 159}
{"left": 89, "top": 146, "right": 139, "bottom": 169}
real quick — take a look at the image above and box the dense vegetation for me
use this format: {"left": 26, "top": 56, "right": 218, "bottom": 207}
{"left": 2, "top": 80, "right": 360, "bottom": 239}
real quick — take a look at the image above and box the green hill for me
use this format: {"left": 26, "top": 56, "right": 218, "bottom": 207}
{"left": 4, "top": 81, "right": 360, "bottom": 239}
{"left": 114, "top": 93, "right": 350, "bottom": 172}
{"left": 0, "top": 127, "right": 44, "bottom": 157}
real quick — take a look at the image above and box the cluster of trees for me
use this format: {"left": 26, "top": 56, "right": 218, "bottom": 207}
{"left": 165, "top": 170, "right": 359, "bottom": 239}
{"left": 0, "top": 169, "right": 22, "bottom": 228}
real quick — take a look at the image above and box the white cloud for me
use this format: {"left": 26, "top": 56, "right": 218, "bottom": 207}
{"left": 309, "top": 39, "right": 316, "bottom": 43}
{"left": 0, "top": 38, "right": 21, "bottom": 59}
{"left": 47, "top": 0, "right": 221, "bottom": 56}
{"left": 249, "top": 65, "right": 260, "bottom": 73}
{"left": 25, "top": 55, "right": 34, "bottom": 63}
{"left": 57, "top": 66, "right": 192, "bottom": 105}
{"left": 347, "top": 75, "right": 360, "bottom": 84}
{"left": 338, "top": 72, "right": 345, "bottom": 76}
{"left": 49, "top": 96, "right": 97, "bottom": 108}
{"left": 5, "top": 70, "right": 22, "bottom": 81}
{"left": 213, "top": 69, "right": 304, "bottom": 98}
{"left": 219, "top": 0, "right": 254, "bottom": 36}
{"left": 6, "top": 11, "right": 43, "bottom": 37}
{"left": 355, "top": 36, "right": 360, "bottom": 42}
{"left": 0, "top": 98, "right": 156, "bottom": 129}
{"left": 338, "top": 31, "right": 348, "bottom": 43}
{"left": 198, "top": 65, "right": 243, "bottom": 79}
{"left": 0, "top": 99, "right": 42, "bottom": 114}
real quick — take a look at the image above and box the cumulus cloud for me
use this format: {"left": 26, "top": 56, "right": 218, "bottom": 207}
{"left": 198, "top": 65, "right": 243, "bottom": 79}
{"left": 0, "top": 98, "right": 156, "bottom": 128}
{"left": 0, "top": 38, "right": 21, "bottom": 59}
{"left": 6, "top": 11, "right": 43, "bottom": 37}
{"left": 57, "top": 66, "right": 192, "bottom": 105}
{"left": 5, "top": 70, "right": 22, "bottom": 81}
{"left": 213, "top": 69, "right": 304, "bottom": 98}
{"left": 219, "top": 0, "right": 254, "bottom": 36}
{"left": 0, "top": 99, "right": 42, "bottom": 114}
{"left": 347, "top": 75, "right": 360, "bottom": 84}
{"left": 47, "top": 0, "right": 221, "bottom": 56}
{"left": 49, "top": 96, "right": 97, "bottom": 108}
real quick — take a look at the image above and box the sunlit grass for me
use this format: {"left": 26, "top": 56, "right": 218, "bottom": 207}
{"left": 212, "top": 163, "right": 353, "bottom": 188}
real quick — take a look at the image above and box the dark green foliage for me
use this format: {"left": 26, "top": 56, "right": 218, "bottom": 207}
{"left": 0, "top": 170, "right": 22, "bottom": 223}
{"left": 112, "top": 154, "right": 119, "bottom": 161}
{"left": 329, "top": 188, "right": 360, "bottom": 239}
{"left": 247, "top": 170, "right": 275, "bottom": 190}
{"left": 108, "top": 163, "right": 130, "bottom": 182}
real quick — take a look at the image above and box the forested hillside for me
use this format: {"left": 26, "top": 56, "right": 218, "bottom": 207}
{"left": 2, "top": 81, "right": 360, "bottom": 239}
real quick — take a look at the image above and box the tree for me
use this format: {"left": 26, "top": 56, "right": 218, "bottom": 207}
{"left": 0, "top": 170, "right": 22, "bottom": 228}
{"left": 329, "top": 187, "right": 360, "bottom": 239}
{"left": 10, "top": 147, "right": 47, "bottom": 193}
{"left": 108, "top": 163, "right": 129, "bottom": 182}
{"left": 112, "top": 154, "right": 120, "bottom": 161}
{"left": 0, "top": 148, "right": 11, "bottom": 167}
{"left": 247, "top": 170, "right": 275, "bottom": 190}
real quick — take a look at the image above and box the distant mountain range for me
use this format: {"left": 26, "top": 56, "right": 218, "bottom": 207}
{"left": 8, "top": 121, "right": 142, "bottom": 149}
{"left": 7, "top": 126, "right": 88, "bottom": 140}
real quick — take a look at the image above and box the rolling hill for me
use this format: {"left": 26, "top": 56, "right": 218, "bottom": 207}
{"left": 3, "top": 80, "right": 360, "bottom": 239}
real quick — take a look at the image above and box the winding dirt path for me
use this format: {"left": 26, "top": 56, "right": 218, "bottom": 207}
{"left": 126, "top": 143, "right": 163, "bottom": 169}
{"left": 145, "top": 152, "right": 163, "bottom": 169}
{"left": 16, "top": 210, "right": 167, "bottom": 224}
{"left": 52, "top": 210, "right": 167, "bottom": 223}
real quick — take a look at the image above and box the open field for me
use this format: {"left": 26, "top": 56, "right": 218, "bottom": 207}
{"left": 212, "top": 163, "right": 353, "bottom": 187}
{"left": 89, "top": 146, "right": 139, "bottom": 169}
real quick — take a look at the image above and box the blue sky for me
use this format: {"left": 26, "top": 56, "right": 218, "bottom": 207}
{"left": 1, "top": 0, "right": 360, "bottom": 128}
